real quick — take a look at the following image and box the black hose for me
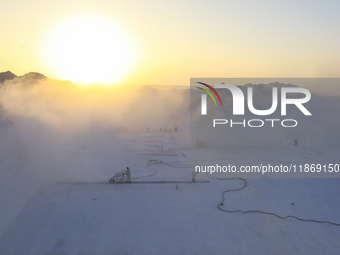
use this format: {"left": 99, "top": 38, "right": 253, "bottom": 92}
{"left": 212, "top": 176, "right": 340, "bottom": 228}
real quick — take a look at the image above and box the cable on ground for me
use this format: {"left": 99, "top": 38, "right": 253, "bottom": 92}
{"left": 210, "top": 175, "right": 340, "bottom": 228}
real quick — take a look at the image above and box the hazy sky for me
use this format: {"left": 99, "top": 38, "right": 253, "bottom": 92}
{"left": 1, "top": 0, "right": 340, "bottom": 85}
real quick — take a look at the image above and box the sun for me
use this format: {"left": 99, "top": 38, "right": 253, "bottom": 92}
{"left": 41, "top": 14, "right": 140, "bottom": 84}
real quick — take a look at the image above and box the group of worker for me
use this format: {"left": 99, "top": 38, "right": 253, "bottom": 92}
{"left": 146, "top": 127, "right": 178, "bottom": 133}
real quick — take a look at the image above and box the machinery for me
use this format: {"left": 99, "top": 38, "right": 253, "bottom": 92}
{"left": 109, "top": 170, "right": 127, "bottom": 184}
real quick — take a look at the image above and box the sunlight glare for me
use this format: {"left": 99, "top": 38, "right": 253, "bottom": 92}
{"left": 41, "top": 14, "right": 140, "bottom": 84}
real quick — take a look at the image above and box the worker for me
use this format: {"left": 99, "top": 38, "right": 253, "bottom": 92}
{"left": 126, "top": 167, "right": 131, "bottom": 183}
{"left": 294, "top": 139, "right": 298, "bottom": 147}
{"left": 191, "top": 170, "right": 197, "bottom": 182}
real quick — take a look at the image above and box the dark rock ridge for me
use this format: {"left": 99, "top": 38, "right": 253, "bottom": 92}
{"left": 0, "top": 71, "right": 17, "bottom": 83}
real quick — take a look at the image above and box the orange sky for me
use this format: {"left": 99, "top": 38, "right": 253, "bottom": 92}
{"left": 1, "top": 0, "right": 340, "bottom": 85}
